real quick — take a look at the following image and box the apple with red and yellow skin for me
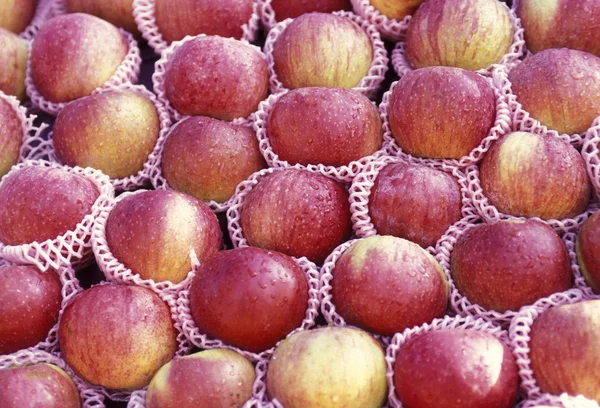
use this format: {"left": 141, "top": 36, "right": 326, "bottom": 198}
{"left": 0, "top": 166, "right": 100, "bottom": 245}
{"left": 0, "top": 364, "right": 80, "bottom": 408}
{"left": 369, "top": 163, "right": 462, "bottom": 248}
{"left": 0, "top": 96, "right": 23, "bottom": 178}
{"left": 270, "top": 0, "right": 351, "bottom": 21}
{"left": 241, "top": 169, "right": 352, "bottom": 264}
{"left": 388, "top": 66, "right": 496, "bottom": 159}
{"left": 146, "top": 349, "right": 255, "bottom": 408}
{"left": 0, "top": 0, "right": 35, "bottom": 34}
{"left": 508, "top": 48, "right": 600, "bottom": 135}
{"left": 577, "top": 211, "right": 600, "bottom": 293}
{"left": 394, "top": 329, "right": 519, "bottom": 408}
{"left": 480, "top": 131, "right": 591, "bottom": 220}
{"left": 332, "top": 236, "right": 448, "bottom": 337}
{"left": 59, "top": 284, "right": 178, "bottom": 390}
{"left": 405, "top": 0, "right": 513, "bottom": 70}
{"left": 161, "top": 117, "right": 265, "bottom": 203}
{"left": 66, "top": 0, "right": 139, "bottom": 35}
{"left": 370, "top": 0, "right": 424, "bottom": 20}
{"left": 106, "top": 190, "right": 222, "bottom": 284}
{"left": 267, "top": 326, "right": 387, "bottom": 408}
{"left": 267, "top": 87, "right": 382, "bottom": 167}
{"left": 164, "top": 36, "right": 269, "bottom": 121}
{"left": 272, "top": 13, "right": 373, "bottom": 89}
{"left": 451, "top": 220, "right": 572, "bottom": 313}
{"left": 0, "top": 29, "right": 28, "bottom": 101}
{"left": 31, "top": 13, "right": 128, "bottom": 104}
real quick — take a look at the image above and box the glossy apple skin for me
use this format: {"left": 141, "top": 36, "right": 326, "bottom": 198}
{"left": 241, "top": 169, "right": 352, "bottom": 264}
{"left": 370, "top": 0, "right": 424, "bottom": 20}
{"left": 272, "top": 13, "right": 373, "bottom": 89}
{"left": 577, "top": 212, "right": 600, "bottom": 293}
{"left": 0, "top": 29, "right": 28, "bottom": 101}
{"left": 332, "top": 236, "right": 448, "bottom": 336}
{"left": 405, "top": 0, "right": 513, "bottom": 70}
{"left": 58, "top": 284, "right": 178, "bottom": 390}
{"left": 164, "top": 36, "right": 269, "bottom": 121}
{"left": 530, "top": 300, "right": 600, "bottom": 402}
{"left": 388, "top": 66, "right": 496, "bottom": 159}
{"left": 369, "top": 163, "right": 462, "bottom": 247}
{"left": 394, "top": 329, "right": 519, "bottom": 408}
{"left": 508, "top": 48, "right": 600, "bottom": 135}
{"left": 31, "top": 13, "right": 128, "bottom": 104}
{"left": 0, "top": 0, "right": 35, "bottom": 34}
{"left": 66, "top": 0, "right": 139, "bottom": 35}
{"left": 267, "top": 87, "right": 382, "bottom": 167}
{"left": 271, "top": 0, "right": 351, "bottom": 21}
{"left": 480, "top": 131, "right": 591, "bottom": 220}
{"left": 106, "top": 190, "right": 222, "bottom": 284}
{"left": 0, "top": 96, "right": 23, "bottom": 178}
{"left": 0, "top": 364, "right": 80, "bottom": 408}
{"left": 267, "top": 326, "right": 387, "bottom": 408}
{"left": 0, "top": 266, "right": 61, "bottom": 354}
{"left": 146, "top": 349, "right": 255, "bottom": 408}
{"left": 161, "top": 117, "right": 265, "bottom": 203}
{"left": 451, "top": 220, "right": 572, "bottom": 312}
{"left": 0, "top": 166, "right": 100, "bottom": 245}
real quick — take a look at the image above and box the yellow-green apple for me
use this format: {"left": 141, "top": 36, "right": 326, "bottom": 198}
{"left": 369, "top": 163, "right": 462, "bottom": 247}
{"left": 0, "top": 364, "right": 80, "bottom": 408}
{"left": 241, "top": 169, "right": 352, "bottom": 263}
{"left": 267, "top": 326, "right": 387, "bottom": 408}
{"left": 508, "top": 48, "right": 600, "bottom": 134}
{"left": 267, "top": 87, "right": 382, "bottom": 166}
{"left": 0, "top": 29, "right": 28, "bottom": 100}
{"left": 577, "top": 211, "right": 600, "bottom": 293}
{"left": 164, "top": 36, "right": 269, "bottom": 120}
{"left": 451, "top": 220, "right": 572, "bottom": 312}
{"left": 106, "top": 190, "right": 222, "bottom": 284}
{"left": 52, "top": 90, "right": 160, "bottom": 179}
{"left": 155, "top": 0, "right": 254, "bottom": 42}
{"left": 405, "top": 0, "right": 513, "bottom": 70}
{"left": 272, "top": 13, "right": 373, "bottom": 89}
{"left": 66, "top": 0, "right": 139, "bottom": 35}
{"left": 370, "top": 0, "right": 424, "bottom": 20}
{"left": 332, "top": 236, "right": 448, "bottom": 336}
{"left": 0, "top": 0, "right": 35, "bottom": 34}
{"left": 189, "top": 247, "right": 308, "bottom": 352}
{"left": 394, "top": 329, "right": 519, "bottom": 408}
{"left": 0, "top": 265, "right": 61, "bottom": 354}
{"left": 161, "top": 117, "right": 265, "bottom": 203}
{"left": 30, "top": 13, "right": 128, "bottom": 104}
{"left": 0, "top": 96, "right": 23, "bottom": 178}
{"left": 270, "top": 0, "right": 351, "bottom": 21}
{"left": 529, "top": 300, "right": 600, "bottom": 403}
{"left": 480, "top": 131, "right": 591, "bottom": 220}
{"left": 58, "top": 284, "right": 178, "bottom": 390}
{"left": 146, "top": 349, "right": 255, "bottom": 408}
{"left": 388, "top": 66, "right": 496, "bottom": 159}
{"left": 0, "top": 166, "right": 100, "bottom": 245}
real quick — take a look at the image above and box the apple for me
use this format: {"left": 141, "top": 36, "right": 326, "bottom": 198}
{"left": 105, "top": 190, "right": 222, "bottom": 284}
{"left": 161, "top": 116, "right": 265, "bottom": 203}
{"left": 0, "top": 364, "right": 80, "bottom": 408}
{"left": 66, "top": 0, "right": 139, "bottom": 35}
{"left": 387, "top": 66, "right": 496, "bottom": 159}
{"left": 267, "top": 87, "right": 382, "bottom": 167}
{"left": 30, "top": 13, "right": 128, "bottom": 104}
{"left": 369, "top": 162, "right": 462, "bottom": 247}
{"left": 394, "top": 329, "right": 519, "bottom": 408}
{"left": 267, "top": 326, "right": 387, "bottom": 408}
{"left": 163, "top": 36, "right": 269, "bottom": 121}
{"left": 332, "top": 236, "right": 448, "bottom": 336}
{"left": 272, "top": 13, "right": 373, "bottom": 89}
{"left": 52, "top": 89, "right": 160, "bottom": 179}
{"left": 0, "top": 29, "right": 28, "bottom": 101}
{"left": 0, "top": 166, "right": 100, "bottom": 245}
{"left": 146, "top": 349, "right": 255, "bottom": 408}
{"left": 529, "top": 299, "right": 600, "bottom": 402}
{"left": 451, "top": 220, "right": 572, "bottom": 312}
{"left": 479, "top": 131, "right": 591, "bottom": 220}
{"left": 154, "top": 0, "right": 254, "bottom": 42}
{"left": 0, "top": 96, "right": 23, "bottom": 178}
{"left": 405, "top": 0, "right": 513, "bottom": 70}
{"left": 0, "top": 0, "right": 35, "bottom": 34}
{"left": 240, "top": 169, "right": 352, "bottom": 263}
{"left": 508, "top": 48, "right": 600, "bottom": 135}
{"left": 577, "top": 211, "right": 600, "bottom": 293}
{"left": 58, "top": 283, "right": 178, "bottom": 390}
{"left": 270, "top": 0, "right": 351, "bottom": 21}
{"left": 369, "top": 0, "right": 424, "bottom": 20}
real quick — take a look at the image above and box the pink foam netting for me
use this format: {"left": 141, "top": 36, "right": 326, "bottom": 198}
{"left": 518, "top": 393, "right": 600, "bottom": 408}
{"left": 351, "top": 0, "right": 410, "bottom": 42}
{"left": 582, "top": 117, "right": 600, "bottom": 201}
{"left": 19, "top": 0, "right": 55, "bottom": 41}
{"left": 563, "top": 229, "right": 598, "bottom": 298}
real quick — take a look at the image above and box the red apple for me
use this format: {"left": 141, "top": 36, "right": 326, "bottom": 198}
{"left": 369, "top": 0, "right": 424, "bottom": 20}
{"left": 332, "top": 236, "right": 448, "bottom": 336}
{"left": 387, "top": 66, "right": 496, "bottom": 159}
{"left": 161, "top": 116, "right": 265, "bottom": 203}
{"left": 241, "top": 169, "right": 352, "bottom": 263}
{"left": 480, "top": 131, "right": 591, "bottom": 220}
{"left": 270, "top": 0, "right": 351, "bottom": 21}
{"left": 394, "top": 329, "right": 519, "bottom": 408}
{"left": 0, "top": 166, "right": 100, "bottom": 245}
{"left": 106, "top": 190, "right": 222, "bottom": 284}
{"left": 577, "top": 211, "right": 600, "bottom": 293}
{"left": 58, "top": 284, "right": 178, "bottom": 390}
{"left": 0, "top": 0, "right": 35, "bottom": 34}
{"left": 66, "top": 0, "right": 139, "bottom": 35}
{"left": 0, "top": 96, "right": 23, "bottom": 178}
{"left": 0, "top": 28, "right": 28, "bottom": 100}
{"left": 267, "top": 87, "right": 382, "bottom": 167}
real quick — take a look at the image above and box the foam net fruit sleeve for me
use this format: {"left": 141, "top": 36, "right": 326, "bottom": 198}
{"left": 582, "top": 117, "right": 600, "bottom": 201}
{"left": 517, "top": 393, "right": 600, "bottom": 408}
{"left": 19, "top": 0, "right": 55, "bottom": 40}
{"left": 350, "top": 0, "right": 410, "bottom": 42}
